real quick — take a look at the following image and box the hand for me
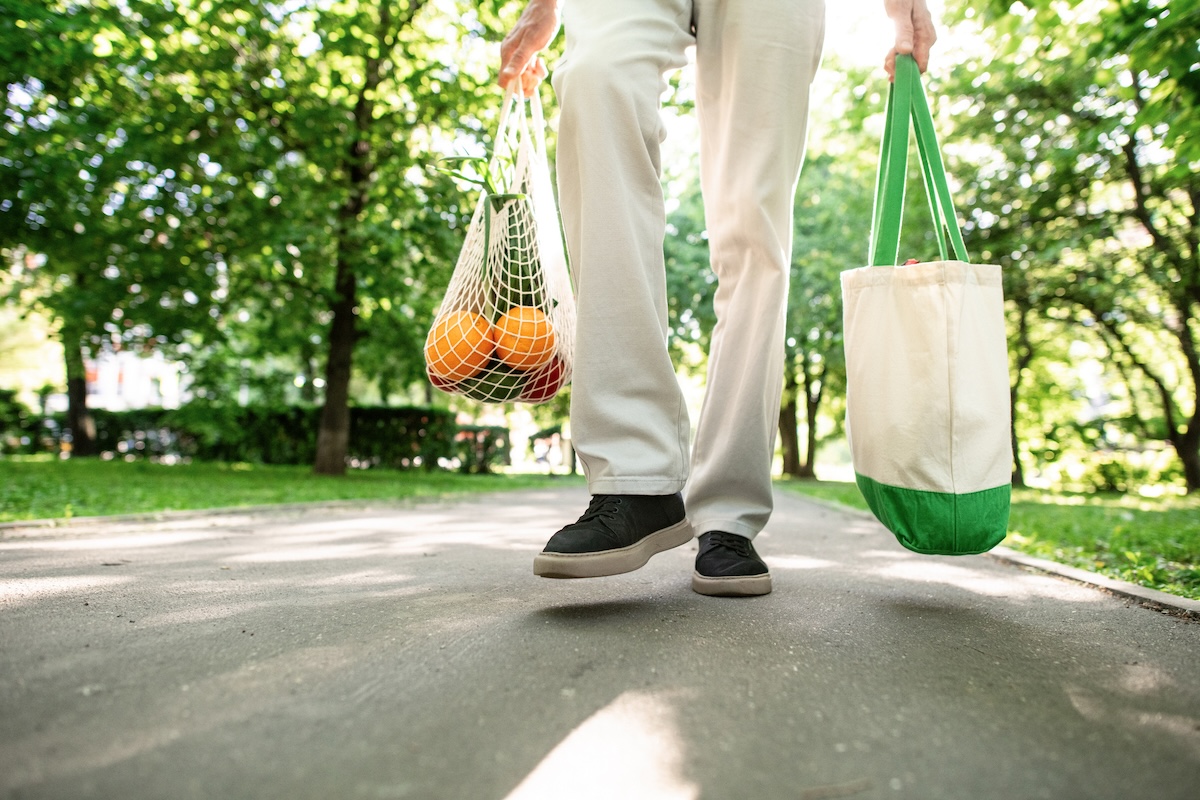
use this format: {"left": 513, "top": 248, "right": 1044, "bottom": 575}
{"left": 498, "top": 0, "right": 561, "bottom": 97}
{"left": 884, "top": 0, "right": 938, "bottom": 80}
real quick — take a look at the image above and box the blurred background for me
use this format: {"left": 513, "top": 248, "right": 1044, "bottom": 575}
{"left": 1, "top": 0, "right": 1195, "bottom": 498}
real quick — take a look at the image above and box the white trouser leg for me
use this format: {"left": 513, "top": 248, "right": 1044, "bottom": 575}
{"left": 685, "top": 0, "right": 826, "bottom": 538}
{"left": 553, "top": 0, "right": 696, "bottom": 495}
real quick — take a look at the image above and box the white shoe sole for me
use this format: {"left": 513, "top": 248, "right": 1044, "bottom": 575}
{"left": 691, "top": 571, "right": 773, "bottom": 597}
{"left": 534, "top": 519, "right": 694, "bottom": 579}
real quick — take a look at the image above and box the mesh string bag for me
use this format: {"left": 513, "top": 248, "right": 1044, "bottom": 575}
{"left": 425, "top": 90, "right": 575, "bottom": 404}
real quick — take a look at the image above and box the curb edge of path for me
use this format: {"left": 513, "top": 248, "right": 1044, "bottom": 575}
{"left": 790, "top": 492, "right": 1200, "bottom": 622}
{"left": 987, "top": 546, "right": 1200, "bottom": 621}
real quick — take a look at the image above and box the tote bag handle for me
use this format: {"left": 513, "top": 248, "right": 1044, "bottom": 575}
{"left": 869, "top": 55, "right": 970, "bottom": 267}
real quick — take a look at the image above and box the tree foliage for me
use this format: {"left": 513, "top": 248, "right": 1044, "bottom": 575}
{"left": 2, "top": 1, "right": 238, "bottom": 453}
{"left": 6, "top": 0, "right": 1198, "bottom": 495}
{"left": 3, "top": 0, "right": 537, "bottom": 472}
{"left": 940, "top": 0, "right": 1200, "bottom": 490}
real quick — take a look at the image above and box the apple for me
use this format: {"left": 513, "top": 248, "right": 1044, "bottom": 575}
{"left": 428, "top": 370, "right": 459, "bottom": 393}
{"left": 520, "top": 356, "right": 568, "bottom": 403}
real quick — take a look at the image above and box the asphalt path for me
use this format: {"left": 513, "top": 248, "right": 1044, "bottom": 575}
{"left": 2, "top": 486, "right": 1198, "bottom": 799}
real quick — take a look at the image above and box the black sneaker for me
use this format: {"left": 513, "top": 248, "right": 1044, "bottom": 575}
{"left": 534, "top": 493, "right": 694, "bottom": 579}
{"left": 692, "top": 531, "right": 772, "bottom": 596}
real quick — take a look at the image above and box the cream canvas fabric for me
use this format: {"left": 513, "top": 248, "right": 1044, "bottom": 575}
{"left": 842, "top": 260, "right": 1011, "bottom": 495}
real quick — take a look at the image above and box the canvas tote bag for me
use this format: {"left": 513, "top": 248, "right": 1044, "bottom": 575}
{"left": 425, "top": 89, "right": 575, "bottom": 404}
{"left": 841, "top": 55, "right": 1011, "bottom": 555}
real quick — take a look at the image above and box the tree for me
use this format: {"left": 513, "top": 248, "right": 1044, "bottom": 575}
{"left": 4, "top": 1, "right": 531, "bottom": 472}
{"left": 149, "top": 0, "right": 511, "bottom": 474}
{"left": 2, "top": 2, "right": 233, "bottom": 455}
{"left": 780, "top": 152, "right": 870, "bottom": 476}
{"left": 941, "top": 0, "right": 1200, "bottom": 490}
{"left": 663, "top": 179, "right": 717, "bottom": 363}
{"left": 160, "top": 0, "right": 533, "bottom": 474}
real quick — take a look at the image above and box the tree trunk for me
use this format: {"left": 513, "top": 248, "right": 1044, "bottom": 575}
{"left": 1009, "top": 411, "right": 1025, "bottom": 488}
{"left": 801, "top": 395, "right": 819, "bottom": 478}
{"left": 62, "top": 320, "right": 96, "bottom": 457}
{"left": 1119, "top": 128, "right": 1200, "bottom": 490}
{"left": 299, "top": 345, "right": 318, "bottom": 404}
{"left": 778, "top": 398, "right": 802, "bottom": 477}
{"left": 1172, "top": 318, "right": 1200, "bottom": 493}
{"left": 1009, "top": 306, "right": 1033, "bottom": 488}
{"left": 778, "top": 360, "right": 802, "bottom": 477}
{"left": 313, "top": 254, "right": 357, "bottom": 475}
{"left": 799, "top": 357, "right": 822, "bottom": 478}
{"left": 312, "top": 9, "right": 393, "bottom": 475}
{"left": 1177, "top": 426, "right": 1200, "bottom": 493}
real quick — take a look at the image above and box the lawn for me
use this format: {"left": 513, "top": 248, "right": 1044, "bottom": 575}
{"left": 779, "top": 478, "right": 1200, "bottom": 602}
{"left": 0, "top": 457, "right": 579, "bottom": 523}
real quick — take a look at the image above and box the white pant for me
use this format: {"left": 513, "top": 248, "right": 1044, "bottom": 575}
{"left": 552, "top": 0, "right": 826, "bottom": 539}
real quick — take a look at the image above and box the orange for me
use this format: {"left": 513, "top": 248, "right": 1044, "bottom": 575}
{"left": 425, "top": 310, "right": 494, "bottom": 381}
{"left": 494, "top": 306, "right": 555, "bottom": 370}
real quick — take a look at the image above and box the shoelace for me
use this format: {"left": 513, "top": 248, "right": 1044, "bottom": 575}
{"left": 577, "top": 495, "right": 623, "bottom": 525}
{"left": 707, "top": 532, "right": 752, "bottom": 558}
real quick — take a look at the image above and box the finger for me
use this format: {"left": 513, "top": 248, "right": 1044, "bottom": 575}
{"left": 520, "top": 70, "right": 539, "bottom": 98}
{"left": 911, "top": 21, "right": 937, "bottom": 73}
{"left": 891, "top": 13, "right": 915, "bottom": 55}
{"left": 499, "top": 64, "right": 531, "bottom": 92}
{"left": 518, "top": 57, "right": 549, "bottom": 97}
{"left": 884, "top": 49, "right": 897, "bottom": 82}
{"left": 498, "top": 37, "right": 535, "bottom": 89}
{"left": 529, "top": 57, "right": 548, "bottom": 89}
{"left": 500, "top": 59, "right": 535, "bottom": 92}
{"left": 912, "top": 47, "right": 929, "bottom": 74}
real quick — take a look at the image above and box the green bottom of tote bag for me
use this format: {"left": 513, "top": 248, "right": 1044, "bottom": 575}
{"left": 855, "top": 474, "right": 1011, "bottom": 556}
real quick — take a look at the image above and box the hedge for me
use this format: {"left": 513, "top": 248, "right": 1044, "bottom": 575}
{"left": 24, "top": 403, "right": 509, "bottom": 473}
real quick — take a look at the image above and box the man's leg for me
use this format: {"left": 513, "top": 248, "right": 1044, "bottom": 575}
{"left": 687, "top": 0, "right": 826, "bottom": 594}
{"left": 552, "top": 0, "right": 696, "bottom": 495}
{"left": 534, "top": 0, "right": 696, "bottom": 579}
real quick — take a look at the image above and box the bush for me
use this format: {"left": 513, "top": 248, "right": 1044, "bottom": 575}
{"left": 167, "top": 404, "right": 320, "bottom": 465}
{"left": 1075, "top": 451, "right": 1185, "bottom": 495}
{"left": 45, "top": 402, "right": 507, "bottom": 472}
{"left": 0, "top": 389, "right": 40, "bottom": 454}
{"left": 89, "top": 407, "right": 189, "bottom": 459}
{"left": 349, "top": 407, "right": 460, "bottom": 470}
{"left": 1084, "top": 455, "right": 1133, "bottom": 494}
{"left": 456, "top": 425, "right": 511, "bottom": 474}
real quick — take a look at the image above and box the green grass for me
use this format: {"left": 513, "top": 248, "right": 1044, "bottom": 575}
{"left": 0, "top": 457, "right": 580, "bottom": 524}
{"left": 779, "top": 478, "right": 1200, "bottom": 602}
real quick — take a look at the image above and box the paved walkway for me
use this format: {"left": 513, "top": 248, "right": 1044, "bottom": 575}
{"left": 2, "top": 487, "right": 1198, "bottom": 800}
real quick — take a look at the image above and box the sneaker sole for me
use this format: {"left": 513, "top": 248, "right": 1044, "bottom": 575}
{"left": 533, "top": 519, "right": 694, "bottom": 579}
{"left": 691, "top": 571, "right": 773, "bottom": 597}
